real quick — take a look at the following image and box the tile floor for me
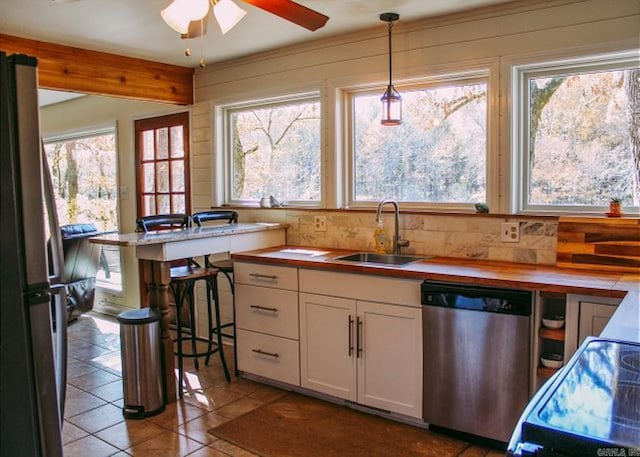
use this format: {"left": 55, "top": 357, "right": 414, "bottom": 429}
{"left": 63, "top": 312, "right": 505, "bottom": 457}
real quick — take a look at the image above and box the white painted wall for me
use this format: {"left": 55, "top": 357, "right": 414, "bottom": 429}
{"left": 40, "top": 94, "right": 182, "bottom": 312}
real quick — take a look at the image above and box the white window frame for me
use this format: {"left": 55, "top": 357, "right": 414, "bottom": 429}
{"left": 344, "top": 69, "right": 495, "bottom": 211}
{"left": 513, "top": 50, "right": 639, "bottom": 215}
{"left": 43, "top": 124, "right": 123, "bottom": 292}
{"left": 221, "top": 92, "right": 323, "bottom": 207}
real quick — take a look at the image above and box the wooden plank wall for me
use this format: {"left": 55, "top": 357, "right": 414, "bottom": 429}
{"left": 0, "top": 34, "right": 194, "bottom": 105}
{"left": 557, "top": 217, "right": 640, "bottom": 273}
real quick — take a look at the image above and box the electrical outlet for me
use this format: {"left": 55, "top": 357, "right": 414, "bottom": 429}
{"left": 314, "top": 215, "right": 327, "bottom": 232}
{"left": 501, "top": 222, "right": 520, "bottom": 243}
{"left": 119, "top": 185, "right": 129, "bottom": 200}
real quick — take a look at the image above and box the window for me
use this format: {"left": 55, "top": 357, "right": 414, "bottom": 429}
{"left": 43, "top": 127, "right": 122, "bottom": 290}
{"left": 135, "top": 112, "right": 190, "bottom": 216}
{"left": 515, "top": 52, "right": 639, "bottom": 213}
{"left": 225, "top": 96, "right": 321, "bottom": 205}
{"left": 350, "top": 77, "right": 488, "bottom": 207}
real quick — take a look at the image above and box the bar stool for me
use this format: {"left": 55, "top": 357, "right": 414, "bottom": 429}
{"left": 191, "top": 211, "right": 238, "bottom": 340}
{"left": 136, "top": 214, "right": 230, "bottom": 397}
{"left": 192, "top": 210, "right": 239, "bottom": 376}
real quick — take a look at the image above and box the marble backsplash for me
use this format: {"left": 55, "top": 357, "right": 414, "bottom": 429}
{"left": 231, "top": 209, "right": 558, "bottom": 265}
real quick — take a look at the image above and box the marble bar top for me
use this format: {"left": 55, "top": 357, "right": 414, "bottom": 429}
{"left": 89, "top": 222, "right": 287, "bottom": 247}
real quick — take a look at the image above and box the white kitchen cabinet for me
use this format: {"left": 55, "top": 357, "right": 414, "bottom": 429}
{"left": 299, "top": 292, "right": 422, "bottom": 419}
{"left": 235, "top": 262, "right": 300, "bottom": 386}
{"left": 567, "top": 294, "right": 621, "bottom": 349}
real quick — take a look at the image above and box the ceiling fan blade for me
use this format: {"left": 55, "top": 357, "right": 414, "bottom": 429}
{"left": 241, "top": 0, "right": 329, "bottom": 31}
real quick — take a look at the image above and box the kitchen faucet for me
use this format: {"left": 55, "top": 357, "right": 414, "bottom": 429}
{"left": 376, "top": 200, "right": 410, "bottom": 255}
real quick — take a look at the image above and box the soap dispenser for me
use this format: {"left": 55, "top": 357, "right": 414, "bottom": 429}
{"left": 373, "top": 219, "right": 389, "bottom": 254}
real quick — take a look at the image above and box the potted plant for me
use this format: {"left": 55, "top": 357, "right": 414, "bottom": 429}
{"left": 607, "top": 197, "right": 623, "bottom": 217}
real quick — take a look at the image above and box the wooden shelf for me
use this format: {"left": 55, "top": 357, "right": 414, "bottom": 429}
{"left": 537, "top": 365, "right": 562, "bottom": 378}
{"left": 539, "top": 327, "right": 565, "bottom": 341}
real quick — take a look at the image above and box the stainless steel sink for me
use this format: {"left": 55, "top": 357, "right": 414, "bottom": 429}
{"left": 332, "top": 252, "right": 424, "bottom": 266}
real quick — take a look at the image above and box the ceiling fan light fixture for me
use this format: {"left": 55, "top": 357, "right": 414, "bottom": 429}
{"left": 161, "top": 0, "right": 210, "bottom": 34}
{"left": 380, "top": 12, "right": 402, "bottom": 126}
{"left": 213, "top": 0, "right": 247, "bottom": 35}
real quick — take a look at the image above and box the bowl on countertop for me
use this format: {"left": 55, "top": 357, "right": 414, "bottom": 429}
{"left": 540, "top": 353, "right": 564, "bottom": 369}
{"left": 542, "top": 315, "right": 565, "bottom": 329}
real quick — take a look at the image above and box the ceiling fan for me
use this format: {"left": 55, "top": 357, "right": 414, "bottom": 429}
{"left": 162, "top": 0, "right": 329, "bottom": 40}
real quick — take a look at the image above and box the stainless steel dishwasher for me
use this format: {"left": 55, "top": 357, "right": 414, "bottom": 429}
{"left": 421, "top": 281, "right": 532, "bottom": 442}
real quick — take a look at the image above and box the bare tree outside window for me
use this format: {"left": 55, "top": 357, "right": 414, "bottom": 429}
{"left": 353, "top": 82, "right": 487, "bottom": 203}
{"left": 527, "top": 67, "right": 639, "bottom": 207}
{"left": 44, "top": 130, "right": 121, "bottom": 290}
{"left": 230, "top": 100, "right": 321, "bottom": 203}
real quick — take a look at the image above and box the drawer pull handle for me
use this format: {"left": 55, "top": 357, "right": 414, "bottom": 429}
{"left": 249, "top": 273, "right": 278, "bottom": 281}
{"left": 356, "top": 317, "right": 363, "bottom": 358}
{"left": 252, "top": 348, "right": 279, "bottom": 359}
{"left": 250, "top": 305, "right": 278, "bottom": 313}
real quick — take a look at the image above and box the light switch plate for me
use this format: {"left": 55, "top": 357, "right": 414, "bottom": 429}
{"left": 501, "top": 222, "right": 520, "bottom": 243}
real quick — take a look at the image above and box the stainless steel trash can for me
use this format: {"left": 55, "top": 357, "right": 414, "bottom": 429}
{"left": 117, "top": 308, "right": 165, "bottom": 419}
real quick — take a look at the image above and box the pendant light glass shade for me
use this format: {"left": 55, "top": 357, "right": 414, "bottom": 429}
{"left": 381, "top": 84, "right": 402, "bottom": 126}
{"left": 380, "top": 13, "right": 401, "bottom": 126}
{"left": 213, "top": 0, "right": 247, "bottom": 34}
{"left": 161, "top": 0, "right": 210, "bottom": 34}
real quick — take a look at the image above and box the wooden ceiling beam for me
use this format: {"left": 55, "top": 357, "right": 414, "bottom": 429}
{"left": 0, "top": 34, "right": 194, "bottom": 105}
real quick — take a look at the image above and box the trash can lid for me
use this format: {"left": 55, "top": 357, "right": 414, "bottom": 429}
{"left": 117, "top": 308, "right": 159, "bottom": 324}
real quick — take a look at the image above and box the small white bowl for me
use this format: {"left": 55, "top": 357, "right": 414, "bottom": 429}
{"left": 540, "top": 353, "right": 564, "bottom": 369}
{"left": 542, "top": 315, "right": 565, "bottom": 329}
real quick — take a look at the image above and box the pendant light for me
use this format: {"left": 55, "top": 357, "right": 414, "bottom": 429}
{"left": 380, "top": 12, "right": 402, "bottom": 126}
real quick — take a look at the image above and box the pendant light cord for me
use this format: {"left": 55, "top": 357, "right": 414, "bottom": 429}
{"left": 387, "top": 20, "right": 393, "bottom": 88}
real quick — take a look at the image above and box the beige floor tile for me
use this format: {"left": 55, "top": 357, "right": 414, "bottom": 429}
{"left": 186, "top": 445, "right": 230, "bottom": 457}
{"left": 147, "top": 400, "right": 208, "bottom": 430}
{"left": 213, "top": 397, "right": 264, "bottom": 419}
{"left": 226, "top": 378, "right": 262, "bottom": 396}
{"left": 64, "top": 390, "right": 107, "bottom": 418}
{"left": 182, "top": 383, "right": 245, "bottom": 412}
{"left": 95, "top": 418, "right": 166, "bottom": 450}
{"left": 177, "top": 412, "right": 231, "bottom": 444}
{"left": 63, "top": 435, "right": 119, "bottom": 457}
{"left": 67, "top": 403, "right": 125, "bottom": 434}
{"left": 110, "top": 452, "right": 131, "bottom": 457}
{"left": 126, "top": 430, "right": 204, "bottom": 456}
{"left": 181, "top": 366, "right": 231, "bottom": 392}
{"left": 62, "top": 421, "right": 89, "bottom": 445}
{"left": 68, "top": 368, "right": 121, "bottom": 391}
{"left": 91, "top": 379, "right": 124, "bottom": 402}
{"left": 208, "top": 439, "right": 259, "bottom": 457}
{"left": 67, "top": 358, "right": 100, "bottom": 379}
{"left": 71, "top": 344, "right": 115, "bottom": 363}
{"left": 89, "top": 350, "right": 123, "bottom": 371}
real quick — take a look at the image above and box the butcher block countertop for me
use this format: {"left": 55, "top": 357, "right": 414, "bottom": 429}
{"left": 232, "top": 245, "right": 639, "bottom": 342}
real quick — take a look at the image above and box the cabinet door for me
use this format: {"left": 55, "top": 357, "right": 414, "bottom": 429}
{"left": 579, "top": 301, "right": 617, "bottom": 345}
{"left": 299, "top": 293, "right": 357, "bottom": 401}
{"left": 357, "top": 301, "right": 422, "bottom": 418}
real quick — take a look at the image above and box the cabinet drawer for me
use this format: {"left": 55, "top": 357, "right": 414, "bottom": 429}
{"left": 234, "top": 262, "right": 298, "bottom": 291}
{"left": 236, "top": 329, "right": 300, "bottom": 386}
{"left": 236, "top": 284, "right": 299, "bottom": 340}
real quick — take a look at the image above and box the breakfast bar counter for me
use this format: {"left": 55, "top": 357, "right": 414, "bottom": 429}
{"left": 91, "top": 223, "right": 286, "bottom": 402}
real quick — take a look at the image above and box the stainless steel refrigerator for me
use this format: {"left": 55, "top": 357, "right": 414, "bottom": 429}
{"left": 0, "top": 52, "right": 67, "bottom": 457}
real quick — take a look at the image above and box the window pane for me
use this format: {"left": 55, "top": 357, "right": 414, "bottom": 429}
{"left": 143, "top": 163, "right": 155, "bottom": 192}
{"left": 143, "top": 195, "right": 156, "bottom": 216}
{"left": 230, "top": 100, "right": 321, "bottom": 202}
{"left": 156, "top": 161, "right": 169, "bottom": 193}
{"left": 142, "top": 130, "right": 154, "bottom": 160}
{"left": 156, "top": 128, "right": 169, "bottom": 160}
{"left": 157, "top": 194, "right": 170, "bottom": 214}
{"left": 171, "top": 160, "right": 185, "bottom": 192}
{"left": 170, "top": 126, "right": 185, "bottom": 158}
{"left": 172, "top": 194, "right": 185, "bottom": 213}
{"left": 353, "top": 83, "right": 487, "bottom": 203}
{"left": 527, "top": 68, "right": 638, "bottom": 206}
{"left": 43, "top": 132, "right": 119, "bottom": 231}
